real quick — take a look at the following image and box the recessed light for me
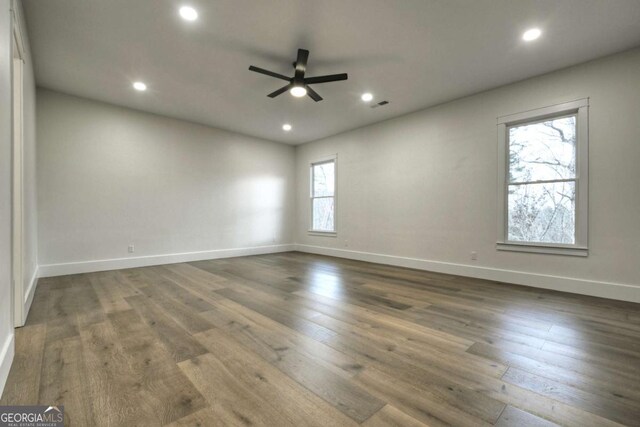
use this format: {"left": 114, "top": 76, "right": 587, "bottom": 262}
{"left": 290, "top": 86, "right": 307, "bottom": 98}
{"left": 179, "top": 6, "right": 198, "bottom": 21}
{"left": 522, "top": 28, "right": 541, "bottom": 42}
{"left": 133, "top": 81, "right": 147, "bottom": 91}
{"left": 282, "top": 124, "right": 292, "bottom": 131}
{"left": 361, "top": 92, "right": 373, "bottom": 102}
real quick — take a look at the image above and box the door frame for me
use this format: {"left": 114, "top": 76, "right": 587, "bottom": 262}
{"left": 11, "top": 3, "right": 26, "bottom": 327}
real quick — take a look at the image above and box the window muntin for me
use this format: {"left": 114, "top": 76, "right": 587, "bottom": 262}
{"left": 310, "top": 159, "right": 335, "bottom": 233}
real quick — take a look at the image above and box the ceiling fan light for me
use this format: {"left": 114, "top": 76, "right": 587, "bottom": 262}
{"left": 290, "top": 86, "right": 307, "bottom": 98}
{"left": 179, "top": 6, "right": 198, "bottom": 21}
{"left": 133, "top": 81, "right": 147, "bottom": 91}
{"left": 522, "top": 28, "right": 541, "bottom": 41}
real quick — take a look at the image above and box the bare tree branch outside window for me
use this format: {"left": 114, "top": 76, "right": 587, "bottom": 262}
{"left": 311, "top": 161, "right": 335, "bottom": 232}
{"left": 507, "top": 116, "right": 576, "bottom": 244}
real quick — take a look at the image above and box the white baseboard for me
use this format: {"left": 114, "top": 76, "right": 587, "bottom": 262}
{"left": 295, "top": 244, "right": 640, "bottom": 303}
{"left": 35, "top": 242, "right": 640, "bottom": 302}
{"left": 0, "top": 332, "right": 15, "bottom": 400}
{"left": 23, "top": 267, "right": 39, "bottom": 323}
{"left": 39, "top": 244, "right": 295, "bottom": 277}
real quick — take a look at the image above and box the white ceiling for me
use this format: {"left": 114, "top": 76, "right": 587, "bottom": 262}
{"left": 23, "top": 0, "right": 640, "bottom": 144}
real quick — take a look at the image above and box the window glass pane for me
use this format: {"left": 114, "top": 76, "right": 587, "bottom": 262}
{"left": 312, "top": 197, "right": 334, "bottom": 231}
{"left": 508, "top": 181, "right": 575, "bottom": 244}
{"left": 313, "top": 161, "right": 335, "bottom": 197}
{"left": 509, "top": 116, "right": 576, "bottom": 183}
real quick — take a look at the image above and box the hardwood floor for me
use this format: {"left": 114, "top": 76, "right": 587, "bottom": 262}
{"left": 2, "top": 252, "right": 639, "bottom": 426}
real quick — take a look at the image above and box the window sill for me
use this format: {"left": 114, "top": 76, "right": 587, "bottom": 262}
{"left": 497, "top": 242, "right": 588, "bottom": 257}
{"left": 308, "top": 230, "right": 337, "bottom": 237}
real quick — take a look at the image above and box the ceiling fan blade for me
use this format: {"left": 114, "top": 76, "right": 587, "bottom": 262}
{"left": 294, "top": 49, "right": 309, "bottom": 79}
{"left": 248, "top": 65, "right": 291, "bottom": 81}
{"left": 267, "top": 83, "right": 293, "bottom": 98}
{"left": 306, "top": 85, "right": 323, "bottom": 102}
{"left": 304, "top": 73, "right": 348, "bottom": 85}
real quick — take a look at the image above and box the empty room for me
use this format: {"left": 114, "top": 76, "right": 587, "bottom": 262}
{"left": 1, "top": 0, "right": 640, "bottom": 426}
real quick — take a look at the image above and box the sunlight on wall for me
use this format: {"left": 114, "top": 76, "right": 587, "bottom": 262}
{"left": 234, "top": 175, "right": 287, "bottom": 246}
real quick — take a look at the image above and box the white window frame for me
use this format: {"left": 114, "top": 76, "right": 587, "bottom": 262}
{"left": 309, "top": 154, "right": 337, "bottom": 236}
{"left": 496, "top": 98, "right": 589, "bottom": 256}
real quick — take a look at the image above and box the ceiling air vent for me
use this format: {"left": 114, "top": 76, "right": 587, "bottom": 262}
{"left": 371, "top": 100, "right": 390, "bottom": 108}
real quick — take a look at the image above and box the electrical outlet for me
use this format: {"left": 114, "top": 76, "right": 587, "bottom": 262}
{"left": 128, "top": 244, "right": 135, "bottom": 253}
{"left": 344, "top": 239, "right": 349, "bottom": 247}
{"left": 471, "top": 251, "right": 477, "bottom": 261}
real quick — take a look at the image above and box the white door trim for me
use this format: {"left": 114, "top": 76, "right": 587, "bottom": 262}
{"left": 11, "top": 7, "right": 26, "bottom": 327}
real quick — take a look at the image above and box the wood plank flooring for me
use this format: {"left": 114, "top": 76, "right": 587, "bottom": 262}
{"left": 2, "top": 252, "right": 640, "bottom": 426}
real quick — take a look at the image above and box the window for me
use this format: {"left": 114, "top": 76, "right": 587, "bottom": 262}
{"left": 497, "top": 99, "right": 588, "bottom": 256}
{"left": 310, "top": 156, "right": 336, "bottom": 234}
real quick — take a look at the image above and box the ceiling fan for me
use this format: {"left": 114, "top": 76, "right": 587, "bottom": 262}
{"left": 248, "top": 49, "right": 348, "bottom": 102}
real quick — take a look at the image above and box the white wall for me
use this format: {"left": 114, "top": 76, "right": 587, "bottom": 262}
{"left": 37, "top": 90, "right": 296, "bottom": 274}
{"left": 295, "top": 48, "right": 640, "bottom": 302}
{"left": 0, "top": 0, "right": 15, "bottom": 395}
